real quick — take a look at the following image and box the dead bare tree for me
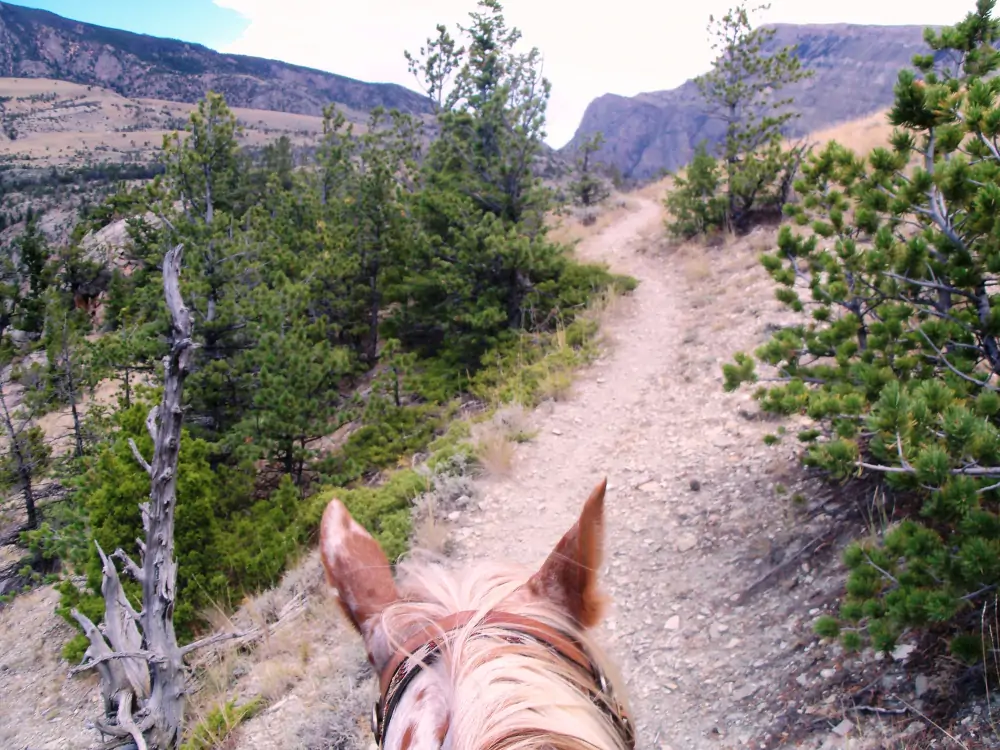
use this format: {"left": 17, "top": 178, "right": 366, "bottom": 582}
{"left": 69, "top": 244, "right": 238, "bottom": 749}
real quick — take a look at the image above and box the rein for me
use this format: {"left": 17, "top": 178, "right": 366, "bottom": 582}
{"left": 371, "top": 610, "right": 635, "bottom": 749}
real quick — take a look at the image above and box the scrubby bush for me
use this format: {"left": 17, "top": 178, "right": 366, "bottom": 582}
{"left": 724, "top": 1, "right": 1000, "bottom": 661}
{"left": 664, "top": 142, "right": 727, "bottom": 240}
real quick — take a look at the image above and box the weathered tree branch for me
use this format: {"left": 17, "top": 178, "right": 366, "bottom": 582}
{"left": 178, "top": 630, "right": 245, "bottom": 657}
{"left": 115, "top": 691, "right": 148, "bottom": 750}
{"left": 112, "top": 548, "right": 145, "bottom": 585}
{"left": 128, "top": 438, "right": 152, "bottom": 475}
{"left": 145, "top": 406, "right": 159, "bottom": 444}
{"left": 70, "top": 650, "right": 166, "bottom": 676}
{"left": 858, "top": 461, "right": 1000, "bottom": 478}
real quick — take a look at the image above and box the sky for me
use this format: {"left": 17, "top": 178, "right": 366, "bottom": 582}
{"left": 12, "top": 0, "right": 969, "bottom": 147}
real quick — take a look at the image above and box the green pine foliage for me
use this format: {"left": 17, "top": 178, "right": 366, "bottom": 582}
{"left": 724, "top": 0, "right": 1000, "bottom": 661}
{"left": 568, "top": 133, "right": 611, "bottom": 208}
{"left": 664, "top": 142, "right": 727, "bottom": 239}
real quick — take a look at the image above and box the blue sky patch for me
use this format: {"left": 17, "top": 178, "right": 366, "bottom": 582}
{"left": 11, "top": 0, "right": 248, "bottom": 51}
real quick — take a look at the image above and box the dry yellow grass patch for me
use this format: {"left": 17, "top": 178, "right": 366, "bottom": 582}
{"left": 0, "top": 77, "right": 371, "bottom": 168}
{"left": 547, "top": 193, "right": 641, "bottom": 247}
{"left": 470, "top": 405, "right": 533, "bottom": 477}
{"left": 413, "top": 503, "right": 452, "bottom": 555}
{"left": 474, "top": 429, "right": 516, "bottom": 476}
{"left": 635, "top": 174, "right": 674, "bottom": 203}
{"left": 809, "top": 109, "right": 894, "bottom": 155}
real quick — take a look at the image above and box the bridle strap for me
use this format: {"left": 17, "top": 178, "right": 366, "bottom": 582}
{"left": 379, "top": 610, "right": 593, "bottom": 696}
{"left": 373, "top": 610, "right": 634, "bottom": 749}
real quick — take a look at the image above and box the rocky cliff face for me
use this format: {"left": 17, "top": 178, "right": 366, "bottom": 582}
{"left": 0, "top": 1, "right": 433, "bottom": 117}
{"left": 562, "top": 24, "right": 936, "bottom": 181}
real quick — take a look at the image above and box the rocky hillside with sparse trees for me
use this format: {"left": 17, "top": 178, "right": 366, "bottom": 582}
{"left": 563, "top": 23, "right": 938, "bottom": 180}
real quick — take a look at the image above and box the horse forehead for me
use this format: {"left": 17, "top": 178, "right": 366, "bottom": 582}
{"left": 386, "top": 668, "right": 451, "bottom": 750}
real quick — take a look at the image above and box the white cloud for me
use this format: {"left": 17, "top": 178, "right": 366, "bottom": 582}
{"left": 214, "top": 0, "right": 964, "bottom": 148}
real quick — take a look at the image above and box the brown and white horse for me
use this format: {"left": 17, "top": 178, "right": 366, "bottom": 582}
{"left": 319, "top": 478, "right": 634, "bottom": 750}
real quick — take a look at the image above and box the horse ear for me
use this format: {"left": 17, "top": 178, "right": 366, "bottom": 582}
{"left": 320, "top": 498, "right": 400, "bottom": 671}
{"left": 526, "top": 478, "right": 608, "bottom": 628}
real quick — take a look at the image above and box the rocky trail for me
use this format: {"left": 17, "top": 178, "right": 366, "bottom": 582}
{"left": 445, "top": 198, "right": 855, "bottom": 749}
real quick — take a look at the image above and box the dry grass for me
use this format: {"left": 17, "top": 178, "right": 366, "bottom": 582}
{"left": 0, "top": 76, "right": 367, "bottom": 168}
{"left": 474, "top": 426, "right": 518, "bottom": 477}
{"left": 547, "top": 194, "right": 641, "bottom": 248}
{"left": 808, "top": 109, "right": 894, "bottom": 155}
{"left": 470, "top": 405, "right": 534, "bottom": 478}
{"left": 182, "top": 554, "right": 373, "bottom": 749}
{"left": 635, "top": 175, "right": 673, "bottom": 203}
{"left": 413, "top": 503, "right": 452, "bottom": 555}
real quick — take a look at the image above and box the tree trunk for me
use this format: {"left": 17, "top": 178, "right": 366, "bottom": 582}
{"left": 64, "top": 345, "right": 84, "bottom": 458}
{"left": 367, "top": 260, "right": 380, "bottom": 365}
{"left": 72, "top": 244, "right": 198, "bottom": 749}
{"left": 0, "top": 380, "right": 37, "bottom": 530}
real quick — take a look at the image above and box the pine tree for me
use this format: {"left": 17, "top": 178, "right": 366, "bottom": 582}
{"left": 235, "top": 282, "right": 352, "bottom": 485}
{"left": 151, "top": 92, "right": 264, "bottom": 443}
{"left": 396, "top": 0, "right": 577, "bottom": 364}
{"left": 695, "top": 2, "right": 812, "bottom": 232}
{"left": 41, "top": 291, "right": 96, "bottom": 458}
{"left": 345, "top": 107, "right": 423, "bottom": 365}
{"left": 724, "top": 0, "right": 1000, "bottom": 659}
{"left": 10, "top": 215, "right": 51, "bottom": 337}
{"left": 664, "top": 141, "right": 727, "bottom": 238}
{"left": 91, "top": 313, "right": 158, "bottom": 410}
{"left": 407, "top": 0, "right": 554, "bottom": 229}
{"left": 0, "top": 371, "right": 51, "bottom": 531}
{"left": 568, "top": 132, "right": 611, "bottom": 209}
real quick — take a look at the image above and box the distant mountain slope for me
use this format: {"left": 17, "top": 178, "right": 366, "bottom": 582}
{"left": 0, "top": 1, "right": 433, "bottom": 117}
{"left": 562, "top": 24, "right": 936, "bottom": 181}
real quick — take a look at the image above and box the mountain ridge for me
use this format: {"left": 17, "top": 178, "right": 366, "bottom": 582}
{"left": 562, "top": 23, "right": 938, "bottom": 181}
{"left": 0, "top": 1, "right": 434, "bottom": 118}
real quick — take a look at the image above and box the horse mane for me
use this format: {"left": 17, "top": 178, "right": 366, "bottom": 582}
{"left": 379, "top": 550, "right": 632, "bottom": 750}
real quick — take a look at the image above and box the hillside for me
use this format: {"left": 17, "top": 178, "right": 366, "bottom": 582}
{"left": 562, "top": 23, "right": 933, "bottom": 180}
{"left": 0, "top": 1, "right": 433, "bottom": 118}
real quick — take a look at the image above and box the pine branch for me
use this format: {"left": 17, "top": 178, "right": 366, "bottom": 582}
{"left": 178, "top": 630, "right": 246, "bottom": 657}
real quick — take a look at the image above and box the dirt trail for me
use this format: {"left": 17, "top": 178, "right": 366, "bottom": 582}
{"left": 449, "top": 198, "right": 836, "bottom": 749}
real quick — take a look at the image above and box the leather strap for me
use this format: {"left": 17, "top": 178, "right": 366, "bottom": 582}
{"left": 379, "top": 610, "right": 592, "bottom": 696}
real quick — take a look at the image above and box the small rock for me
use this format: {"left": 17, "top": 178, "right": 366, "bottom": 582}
{"left": 832, "top": 719, "right": 854, "bottom": 737}
{"left": 447, "top": 511, "right": 460, "bottom": 522}
{"left": 915, "top": 674, "right": 930, "bottom": 698}
{"left": 665, "top": 615, "right": 681, "bottom": 631}
{"left": 892, "top": 643, "right": 916, "bottom": 662}
{"left": 551, "top": 428, "right": 563, "bottom": 436}
{"left": 820, "top": 668, "right": 836, "bottom": 680}
{"left": 796, "top": 673, "right": 809, "bottom": 687}
{"left": 675, "top": 534, "right": 697, "bottom": 553}
{"left": 732, "top": 684, "right": 758, "bottom": 701}
{"left": 639, "top": 481, "right": 659, "bottom": 493}
{"left": 689, "top": 479, "right": 701, "bottom": 492}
